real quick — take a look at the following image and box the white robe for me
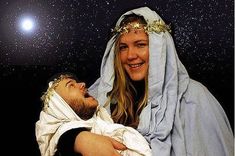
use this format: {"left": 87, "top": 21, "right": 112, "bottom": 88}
{"left": 35, "top": 90, "right": 151, "bottom": 156}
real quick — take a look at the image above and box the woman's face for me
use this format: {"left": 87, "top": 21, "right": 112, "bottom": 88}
{"left": 118, "top": 25, "right": 149, "bottom": 81}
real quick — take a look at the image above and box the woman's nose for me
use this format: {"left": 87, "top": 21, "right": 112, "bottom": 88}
{"left": 127, "top": 47, "right": 138, "bottom": 60}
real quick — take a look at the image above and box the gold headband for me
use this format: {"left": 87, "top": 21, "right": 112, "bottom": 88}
{"left": 41, "top": 74, "right": 72, "bottom": 110}
{"left": 111, "top": 19, "right": 171, "bottom": 35}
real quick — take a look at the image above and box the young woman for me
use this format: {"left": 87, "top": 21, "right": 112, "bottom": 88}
{"left": 56, "top": 7, "right": 233, "bottom": 156}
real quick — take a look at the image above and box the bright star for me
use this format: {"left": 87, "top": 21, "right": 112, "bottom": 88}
{"left": 21, "top": 18, "right": 34, "bottom": 31}
{"left": 18, "top": 15, "right": 37, "bottom": 34}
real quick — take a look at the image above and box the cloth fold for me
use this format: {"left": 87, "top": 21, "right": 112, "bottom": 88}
{"left": 88, "top": 6, "right": 233, "bottom": 156}
{"left": 35, "top": 90, "right": 151, "bottom": 156}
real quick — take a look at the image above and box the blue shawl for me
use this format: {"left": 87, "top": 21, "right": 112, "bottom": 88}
{"left": 88, "top": 7, "right": 233, "bottom": 156}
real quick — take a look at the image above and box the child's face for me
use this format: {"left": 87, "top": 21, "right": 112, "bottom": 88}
{"left": 55, "top": 77, "right": 98, "bottom": 119}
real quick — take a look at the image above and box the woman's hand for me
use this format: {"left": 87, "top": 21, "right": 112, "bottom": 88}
{"left": 74, "top": 131, "right": 127, "bottom": 156}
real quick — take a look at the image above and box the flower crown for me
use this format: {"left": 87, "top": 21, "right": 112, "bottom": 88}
{"left": 111, "top": 19, "right": 171, "bottom": 35}
{"left": 41, "top": 74, "right": 72, "bottom": 110}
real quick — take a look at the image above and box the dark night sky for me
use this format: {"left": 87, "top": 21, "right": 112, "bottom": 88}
{"left": 0, "top": 0, "right": 233, "bottom": 155}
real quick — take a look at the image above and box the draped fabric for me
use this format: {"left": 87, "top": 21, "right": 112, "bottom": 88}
{"left": 35, "top": 90, "right": 151, "bottom": 156}
{"left": 88, "top": 6, "right": 233, "bottom": 156}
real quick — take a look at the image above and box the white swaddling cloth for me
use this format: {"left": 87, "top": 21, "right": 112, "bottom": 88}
{"left": 35, "top": 90, "right": 151, "bottom": 156}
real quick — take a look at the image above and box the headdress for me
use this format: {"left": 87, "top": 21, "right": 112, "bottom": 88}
{"left": 111, "top": 19, "right": 171, "bottom": 35}
{"left": 41, "top": 74, "right": 72, "bottom": 110}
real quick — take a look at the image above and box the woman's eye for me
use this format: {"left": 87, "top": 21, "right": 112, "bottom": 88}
{"left": 137, "top": 43, "right": 147, "bottom": 48}
{"left": 119, "top": 45, "right": 127, "bottom": 51}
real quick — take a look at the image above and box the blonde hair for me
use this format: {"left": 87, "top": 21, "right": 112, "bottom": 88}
{"left": 108, "top": 15, "right": 149, "bottom": 128}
